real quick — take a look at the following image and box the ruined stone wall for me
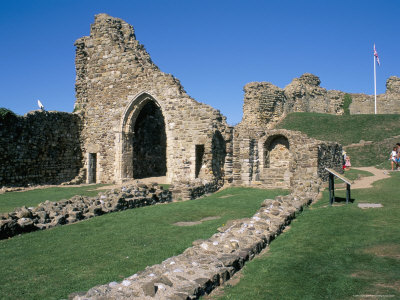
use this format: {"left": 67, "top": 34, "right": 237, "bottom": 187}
{"left": 0, "top": 111, "right": 82, "bottom": 187}
{"left": 241, "top": 82, "right": 286, "bottom": 129}
{"left": 169, "top": 179, "right": 223, "bottom": 201}
{"left": 230, "top": 127, "right": 342, "bottom": 189}
{"left": 0, "top": 183, "right": 170, "bottom": 239}
{"left": 284, "top": 73, "right": 345, "bottom": 115}
{"left": 74, "top": 14, "right": 231, "bottom": 185}
{"left": 349, "top": 76, "right": 400, "bottom": 114}
{"left": 317, "top": 143, "right": 343, "bottom": 181}
{"left": 241, "top": 74, "right": 400, "bottom": 130}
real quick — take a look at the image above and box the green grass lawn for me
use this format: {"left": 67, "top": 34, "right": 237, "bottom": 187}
{"left": 336, "top": 168, "right": 373, "bottom": 183}
{"left": 0, "top": 187, "right": 287, "bottom": 300}
{"left": 213, "top": 172, "right": 400, "bottom": 300}
{"left": 0, "top": 184, "right": 109, "bottom": 214}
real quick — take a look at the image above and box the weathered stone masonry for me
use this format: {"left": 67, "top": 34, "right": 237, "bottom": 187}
{"left": 72, "top": 14, "right": 341, "bottom": 189}
{"left": 243, "top": 73, "right": 400, "bottom": 130}
{"left": 74, "top": 14, "right": 231, "bottom": 185}
{"left": 0, "top": 14, "right": 344, "bottom": 191}
{"left": 0, "top": 110, "right": 82, "bottom": 186}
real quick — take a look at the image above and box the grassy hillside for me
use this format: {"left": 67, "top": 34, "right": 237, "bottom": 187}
{"left": 276, "top": 113, "right": 400, "bottom": 145}
{"left": 277, "top": 113, "right": 400, "bottom": 167}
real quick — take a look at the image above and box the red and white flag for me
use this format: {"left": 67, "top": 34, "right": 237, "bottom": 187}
{"left": 374, "top": 44, "right": 380, "bottom": 66}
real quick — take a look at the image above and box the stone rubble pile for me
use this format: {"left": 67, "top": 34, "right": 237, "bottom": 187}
{"left": 0, "top": 183, "right": 171, "bottom": 240}
{"left": 72, "top": 179, "right": 321, "bottom": 300}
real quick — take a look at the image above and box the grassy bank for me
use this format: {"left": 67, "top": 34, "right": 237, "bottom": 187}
{"left": 0, "top": 187, "right": 287, "bottom": 300}
{"left": 213, "top": 172, "right": 400, "bottom": 299}
{"left": 277, "top": 112, "right": 400, "bottom": 145}
{"left": 277, "top": 112, "right": 400, "bottom": 167}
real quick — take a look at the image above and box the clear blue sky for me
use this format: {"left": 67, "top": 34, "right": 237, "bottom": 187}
{"left": 1, "top": 0, "right": 399, "bottom": 125}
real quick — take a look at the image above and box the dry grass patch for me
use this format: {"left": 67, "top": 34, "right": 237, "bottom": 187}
{"left": 350, "top": 271, "right": 375, "bottom": 278}
{"left": 376, "top": 281, "right": 400, "bottom": 292}
{"left": 218, "top": 194, "right": 237, "bottom": 198}
{"left": 173, "top": 216, "right": 221, "bottom": 226}
{"left": 364, "top": 244, "right": 400, "bottom": 259}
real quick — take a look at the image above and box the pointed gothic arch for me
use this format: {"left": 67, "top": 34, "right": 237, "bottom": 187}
{"left": 118, "top": 93, "right": 168, "bottom": 181}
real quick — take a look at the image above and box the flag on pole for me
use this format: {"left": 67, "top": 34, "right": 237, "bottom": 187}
{"left": 374, "top": 44, "right": 380, "bottom": 66}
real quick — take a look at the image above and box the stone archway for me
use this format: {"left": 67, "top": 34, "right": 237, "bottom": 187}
{"left": 132, "top": 101, "right": 166, "bottom": 178}
{"left": 118, "top": 93, "right": 167, "bottom": 181}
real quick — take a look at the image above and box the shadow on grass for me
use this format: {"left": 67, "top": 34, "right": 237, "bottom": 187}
{"left": 332, "top": 196, "right": 355, "bottom": 204}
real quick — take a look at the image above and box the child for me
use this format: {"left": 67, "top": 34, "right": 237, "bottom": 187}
{"left": 390, "top": 147, "right": 398, "bottom": 171}
{"left": 342, "top": 150, "right": 347, "bottom": 170}
{"left": 345, "top": 156, "right": 351, "bottom": 170}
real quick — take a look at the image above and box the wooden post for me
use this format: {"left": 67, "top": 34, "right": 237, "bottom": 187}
{"left": 329, "top": 173, "right": 334, "bottom": 205}
{"left": 331, "top": 173, "right": 335, "bottom": 203}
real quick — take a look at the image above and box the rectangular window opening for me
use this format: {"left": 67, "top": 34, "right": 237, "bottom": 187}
{"left": 195, "top": 145, "right": 205, "bottom": 178}
{"left": 88, "top": 153, "right": 97, "bottom": 183}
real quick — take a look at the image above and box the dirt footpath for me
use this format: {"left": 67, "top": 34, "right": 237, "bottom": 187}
{"left": 351, "top": 167, "right": 391, "bottom": 189}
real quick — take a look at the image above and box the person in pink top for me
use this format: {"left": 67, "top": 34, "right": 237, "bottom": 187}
{"left": 345, "top": 156, "right": 351, "bottom": 170}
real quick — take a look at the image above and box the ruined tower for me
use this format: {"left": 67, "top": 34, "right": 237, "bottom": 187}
{"left": 74, "top": 14, "right": 231, "bottom": 184}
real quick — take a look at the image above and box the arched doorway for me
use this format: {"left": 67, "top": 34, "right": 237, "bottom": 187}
{"left": 119, "top": 93, "right": 167, "bottom": 181}
{"left": 132, "top": 101, "right": 166, "bottom": 178}
{"left": 211, "top": 131, "right": 226, "bottom": 179}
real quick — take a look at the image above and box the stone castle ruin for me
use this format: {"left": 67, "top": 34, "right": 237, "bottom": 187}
{"left": 6, "top": 13, "right": 400, "bottom": 191}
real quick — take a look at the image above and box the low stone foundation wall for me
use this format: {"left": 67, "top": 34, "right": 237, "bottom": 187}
{"left": 0, "top": 183, "right": 171, "bottom": 240}
{"left": 169, "top": 179, "right": 223, "bottom": 201}
{"left": 72, "top": 178, "right": 321, "bottom": 299}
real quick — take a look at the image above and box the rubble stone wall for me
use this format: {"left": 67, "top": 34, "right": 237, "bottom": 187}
{"left": 242, "top": 74, "right": 400, "bottom": 130}
{"left": 349, "top": 76, "right": 400, "bottom": 114}
{"left": 169, "top": 179, "right": 223, "bottom": 201}
{"left": 0, "top": 183, "right": 170, "bottom": 239}
{"left": 0, "top": 111, "right": 82, "bottom": 187}
{"left": 230, "top": 127, "right": 342, "bottom": 189}
{"left": 284, "top": 73, "right": 345, "bottom": 115}
{"left": 74, "top": 14, "right": 231, "bottom": 185}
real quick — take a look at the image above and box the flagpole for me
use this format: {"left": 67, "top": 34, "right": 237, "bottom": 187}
{"left": 374, "top": 46, "right": 377, "bottom": 114}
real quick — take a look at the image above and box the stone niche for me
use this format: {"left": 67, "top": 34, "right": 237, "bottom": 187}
{"left": 263, "top": 135, "right": 290, "bottom": 169}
